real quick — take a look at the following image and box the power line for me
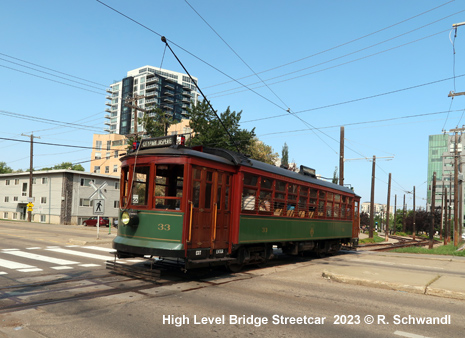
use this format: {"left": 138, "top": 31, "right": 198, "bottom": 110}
{"left": 0, "top": 64, "right": 105, "bottom": 95}
{"left": 0, "top": 109, "right": 104, "bottom": 131}
{"left": 244, "top": 73, "right": 465, "bottom": 123}
{"left": 0, "top": 52, "right": 107, "bottom": 87}
{"left": 203, "top": 0, "right": 456, "bottom": 90}
{"left": 259, "top": 109, "right": 465, "bottom": 137}
{"left": 96, "top": 0, "right": 287, "bottom": 112}
{"left": 0, "top": 56, "right": 106, "bottom": 91}
{"left": 209, "top": 29, "right": 451, "bottom": 99}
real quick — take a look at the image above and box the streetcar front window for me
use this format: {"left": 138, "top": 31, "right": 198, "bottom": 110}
{"left": 132, "top": 166, "right": 150, "bottom": 206}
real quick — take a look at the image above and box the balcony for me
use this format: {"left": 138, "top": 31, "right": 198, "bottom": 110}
{"left": 146, "top": 83, "right": 158, "bottom": 90}
{"left": 105, "top": 109, "right": 112, "bottom": 113}
{"left": 164, "top": 84, "right": 174, "bottom": 90}
{"left": 182, "top": 97, "right": 190, "bottom": 103}
{"left": 104, "top": 121, "right": 111, "bottom": 126}
{"left": 162, "top": 105, "right": 174, "bottom": 110}
{"left": 164, "top": 98, "right": 174, "bottom": 103}
{"left": 106, "top": 88, "right": 113, "bottom": 94}
{"left": 106, "top": 95, "right": 112, "bottom": 100}
{"left": 164, "top": 90, "right": 174, "bottom": 96}
{"left": 105, "top": 102, "right": 111, "bottom": 106}
{"left": 182, "top": 91, "right": 191, "bottom": 96}
{"left": 146, "top": 76, "right": 157, "bottom": 84}
{"left": 104, "top": 114, "right": 111, "bottom": 119}
{"left": 146, "top": 91, "right": 157, "bottom": 98}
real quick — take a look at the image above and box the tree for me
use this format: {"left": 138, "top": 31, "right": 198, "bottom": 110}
{"left": 142, "top": 107, "right": 179, "bottom": 138}
{"left": 186, "top": 100, "right": 255, "bottom": 153}
{"left": 247, "top": 137, "right": 279, "bottom": 165}
{"left": 41, "top": 162, "right": 85, "bottom": 171}
{"left": 0, "top": 162, "right": 13, "bottom": 174}
{"left": 281, "top": 143, "right": 289, "bottom": 168}
{"left": 332, "top": 166, "right": 338, "bottom": 184}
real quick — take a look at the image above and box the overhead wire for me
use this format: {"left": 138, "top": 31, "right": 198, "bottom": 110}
{"left": 203, "top": 0, "right": 456, "bottom": 90}
{"left": 207, "top": 9, "right": 465, "bottom": 97}
{"left": 210, "top": 29, "right": 451, "bottom": 99}
{"left": 244, "top": 74, "right": 465, "bottom": 123}
{"left": 96, "top": 0, "right": 287, "bottom": 112}
{"left": 0, "top": 64, "right": 104, "bottom": 95}
{"left": 0, "top": 52, "right": 108, "bottom": 88}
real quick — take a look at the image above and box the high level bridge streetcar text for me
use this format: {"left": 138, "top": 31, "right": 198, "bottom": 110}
{"left": 114, "top": 135, "right": 360, "bottom": 270}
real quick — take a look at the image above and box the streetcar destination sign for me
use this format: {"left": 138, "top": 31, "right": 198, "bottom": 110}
{"left": 140, "top": 135, "right": 177, "bottom": 149}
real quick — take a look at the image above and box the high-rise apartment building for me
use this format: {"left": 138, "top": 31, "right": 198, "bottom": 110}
{"left": 105, "top": 66, "right": 199, "bottom": 135}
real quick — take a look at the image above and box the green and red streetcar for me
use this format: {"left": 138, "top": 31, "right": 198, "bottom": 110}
{"left": 113, "top": 135, "right": 360, "bottom": 270}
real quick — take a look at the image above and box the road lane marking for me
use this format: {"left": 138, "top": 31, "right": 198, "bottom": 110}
{"left": 81, "top": 246, "right": 116, "bottom": 253}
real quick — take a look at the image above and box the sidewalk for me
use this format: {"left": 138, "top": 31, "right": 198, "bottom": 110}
{"left": 321, "top": 250, "right": 465, "bottom": 301}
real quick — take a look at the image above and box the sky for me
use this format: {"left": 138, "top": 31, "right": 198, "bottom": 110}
{"left": 1, "top": 0, "right": 464, "bottom": 208}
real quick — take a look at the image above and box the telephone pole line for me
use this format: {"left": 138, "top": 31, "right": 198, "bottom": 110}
{"left": 21, "top": 133, "right": 40, "bottom": 222}
{"left": 339, "top": 126, "right": 344, "bottom": 187}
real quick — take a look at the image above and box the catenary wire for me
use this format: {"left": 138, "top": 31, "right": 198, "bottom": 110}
{"left": 210, "top": 29, "right": 450, "bottom": 99}
{"left": 203, "top": 0, "right": 456, "bottom": 89}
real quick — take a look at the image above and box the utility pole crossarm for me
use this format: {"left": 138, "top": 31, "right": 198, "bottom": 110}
{"left": 448, "top": 91, "right": 465, "bottom": 98}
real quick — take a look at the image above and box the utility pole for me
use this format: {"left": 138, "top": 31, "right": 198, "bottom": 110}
{"left": 21, "top": 133, "right": 40, "bottom": 222}
{"left": 385, "top": 173, "right": 391, "bottom": 241}
{"left": 394, "top": 194, "right": 397, "bottom": 235}
{"left": 444, "top": 186, "right": 448, "bottom": 245}
{"left": 430, "top": 172, "right": 436, "bottom": 249}
{"left": 413, "top": 186, "right": 416, "bottom": 241}
{"left": 402, "top": 194, "right": 406, "bottom": 233}
{"left": 124, "top": 94, "right": 147, "bottom": 136}
{"left": 339, "top": 126, "right": 344, "bottom": 186}
{"left": 440, "top": 192, "right": 444, "bottom": 240}
{"left": 369, "top": 155, "right": 376, "bottom": 238}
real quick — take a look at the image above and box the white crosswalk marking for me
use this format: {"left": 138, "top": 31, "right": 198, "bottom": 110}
{"left": 46, "top": 248, "right": 112, "bottom": 261}
{"left": 0, "top": 257, "right": 36, "bottom": 270}
{"left": 0, "top": 246, "right": 115, "bottom": 274}
{"left": 4, "top": 250, "right": 79, "bottom": 265}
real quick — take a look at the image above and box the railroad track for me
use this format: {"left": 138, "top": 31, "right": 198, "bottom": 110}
{"left": 357, "top": 235, "right": 440, "bottom": 252}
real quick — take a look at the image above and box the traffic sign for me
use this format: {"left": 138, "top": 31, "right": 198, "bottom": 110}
{"left": 93, "top": 199, "right": 105, "bottom": 215}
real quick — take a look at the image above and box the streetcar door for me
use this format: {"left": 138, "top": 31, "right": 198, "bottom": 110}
{"left": 189, "top": 166, "right": 231, "bottom": 253}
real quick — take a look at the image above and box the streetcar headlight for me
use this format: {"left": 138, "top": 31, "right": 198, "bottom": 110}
{"left": 121, "top": 210, "right": 139, "bottom": 227}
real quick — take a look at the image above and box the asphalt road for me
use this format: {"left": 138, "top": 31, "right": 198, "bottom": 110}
{"left": 0, "top": 221, "right": 464, "bottom": 337}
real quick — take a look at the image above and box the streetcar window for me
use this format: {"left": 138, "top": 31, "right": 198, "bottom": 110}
{"left": 154, "top": 164, "right": 184, "bottom": 210}
{"left": 193, "top": 181, "right": 200, "bottom": 208}
{"left": 276, "top": 181, "right": 286, "bottom": 192}
{"left": 244, "top": 173, "right": 258, "bottom": 187}
{"left": 132, "top": 166, "right": 150, "bottom": 206}
{"left": 242, "top": 188, "right": 257, "bottom": 211}
{"left": 261, "top": 177, "right": 273, "bottom": 190}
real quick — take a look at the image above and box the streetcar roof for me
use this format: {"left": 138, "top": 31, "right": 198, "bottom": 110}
{"left": 121, "top": 145, "right": 359, "bottom": 197}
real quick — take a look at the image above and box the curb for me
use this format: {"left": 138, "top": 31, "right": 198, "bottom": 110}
{"left": 322, "top": 271, "right": 465, "bottom": 301}
{"left": 68, "top": 238, "right": 114, "bottom": 246}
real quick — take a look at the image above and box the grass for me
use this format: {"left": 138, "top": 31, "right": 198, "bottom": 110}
{"left": 392, "top": 242, "right": 465, "bottom": 256}
{"left": 359, "top": 234, "right": 386, "bottom": 244}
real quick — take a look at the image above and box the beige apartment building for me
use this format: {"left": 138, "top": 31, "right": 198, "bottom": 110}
{"left": 90, "top": 120, "right": 192, "bottom": 176}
